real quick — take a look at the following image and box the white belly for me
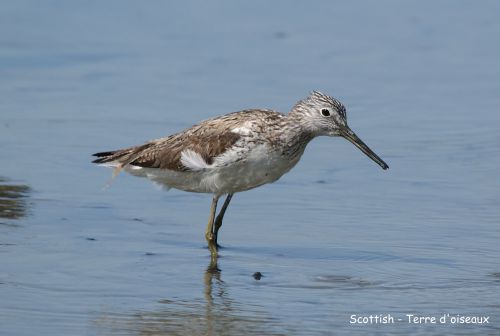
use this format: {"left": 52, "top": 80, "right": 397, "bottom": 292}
{"left": 125, "top": 143, "right": 304, "bottom": 195}
{"left": 215, "top": 144, "right": 302, "bottom": 193}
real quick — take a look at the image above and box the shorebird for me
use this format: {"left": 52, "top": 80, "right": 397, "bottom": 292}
{"left": 92, "top": 91, "right": 388, "bottom": 255}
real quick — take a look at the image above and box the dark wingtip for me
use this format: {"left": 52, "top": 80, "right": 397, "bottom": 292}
{"left": 92, "top": 151, "right": 116, "bottom": 157}
{"left": 92, "top": 151, "right": 118, "bottom": 164}
{"left": 92, "top": 157, "right": 108, "bottom": 164}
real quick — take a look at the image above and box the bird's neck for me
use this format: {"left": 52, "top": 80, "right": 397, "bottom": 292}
{"left": 276, "top": 115, "right": 315, "bottom": 157}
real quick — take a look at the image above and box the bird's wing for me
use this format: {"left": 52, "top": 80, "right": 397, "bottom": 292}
{"left": 92, "top": 109, "right": 282, "bottom": 172}
{"left": 129, "top": 131, "right": 243, "bottom": 171}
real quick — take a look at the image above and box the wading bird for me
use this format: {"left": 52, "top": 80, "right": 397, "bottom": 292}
{"left": 93, "top": 91, "right": 388, "bottom": 255}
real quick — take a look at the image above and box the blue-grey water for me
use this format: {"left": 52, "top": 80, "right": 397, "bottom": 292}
{"left": 1, "top": 1, "right": 499, "bottom": 335}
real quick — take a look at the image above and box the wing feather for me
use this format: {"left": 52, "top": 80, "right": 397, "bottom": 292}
{"left": 92, "top": 109, "right": 283, "bottom": 172}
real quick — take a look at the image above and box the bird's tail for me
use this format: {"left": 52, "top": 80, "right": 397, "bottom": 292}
{"left": 92, "top": 143, "right": 151, "bottom": 181}
{"left": 92, "top": 143, "right": 151, "bottom": 165}
{"left": 92, "top": 150, "right": 129, "bottom": 166}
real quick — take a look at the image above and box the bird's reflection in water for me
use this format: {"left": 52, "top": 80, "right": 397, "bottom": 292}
{"left": 0, "top": 177, "right": 31, "bottom": 222}
{"left": 204, "top": 255, "right": 223, "bottom": 334}
{"left": 203, "top": 256, "right": 228, "bottom": 336}
{"left": 96, "top": 256, "right": 283, "bottom": 336}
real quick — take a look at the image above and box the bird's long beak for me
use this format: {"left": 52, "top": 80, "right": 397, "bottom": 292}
{"left": 340, "top": 126, "right": 389, "bottom": 170}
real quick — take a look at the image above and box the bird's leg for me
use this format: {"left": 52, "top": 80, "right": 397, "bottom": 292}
{"left": 213, "top": 193, "right": 233, "bottom": 245}
{"left": 205, "top": 194, "right": 219, "bottom": 255}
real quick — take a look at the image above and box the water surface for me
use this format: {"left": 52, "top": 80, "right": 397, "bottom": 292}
{"left": 1, "top": 1, "right": 499, "bottom": 335}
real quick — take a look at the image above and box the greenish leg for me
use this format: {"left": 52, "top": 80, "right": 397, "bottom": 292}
{"left": 205, "top": 194, "right": 219, "bottom": 256}
{"left": 213, "top": 193, "right": 233, "bottom": 245}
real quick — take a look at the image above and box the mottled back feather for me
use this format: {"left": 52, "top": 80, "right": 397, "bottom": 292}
{"left": 92, "top": 109, "right": 284, "bottom": 172}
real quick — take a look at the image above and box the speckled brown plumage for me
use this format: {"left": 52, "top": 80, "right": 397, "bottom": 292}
{"left": 92, "top": 91, "right": 388, "bottom": 253}
{"left": 92, "top": 109, "right": 285, "bottom": 172}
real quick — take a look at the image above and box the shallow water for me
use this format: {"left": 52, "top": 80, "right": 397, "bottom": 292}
{"left": 1, "top": 1, "right": 500, "bottom": 335}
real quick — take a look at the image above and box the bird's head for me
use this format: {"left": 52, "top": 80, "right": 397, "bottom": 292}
{"left": 291, "top": 91, "right": 389, "bottom": 170}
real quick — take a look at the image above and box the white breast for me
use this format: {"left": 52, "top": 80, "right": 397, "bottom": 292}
{"left": 206, "top": 142, "right": 303, "bottom": 193}
{"left": 123, "top": 123, "right": 306, "bottom": 194}
{"left": 124, "top": 142, "right": 303, "bottom": 195}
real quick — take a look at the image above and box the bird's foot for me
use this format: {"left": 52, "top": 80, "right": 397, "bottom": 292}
{"left": 206, "top": 233, "right": 219, "bottom": 257}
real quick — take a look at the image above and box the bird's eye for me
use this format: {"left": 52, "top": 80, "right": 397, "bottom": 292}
{"left": 321, "top": 108, "right": 330, "bottom": 117}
